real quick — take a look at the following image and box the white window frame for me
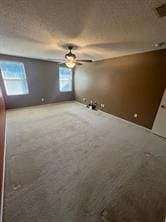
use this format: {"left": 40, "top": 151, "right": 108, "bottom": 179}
{"left": 59, "top": 67, "right": 72, "bottom": 92}
{"left": 0, "top": 61, "right": 29, "bottom": 96}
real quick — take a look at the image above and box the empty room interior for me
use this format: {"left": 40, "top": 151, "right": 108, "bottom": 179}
{"left": 0, "top": 0, "right": 166, "bottom": 222}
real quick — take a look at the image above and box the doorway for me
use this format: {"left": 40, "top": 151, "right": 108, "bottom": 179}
{"left": 152, "top": 89, "right": 166, "bottom": 138}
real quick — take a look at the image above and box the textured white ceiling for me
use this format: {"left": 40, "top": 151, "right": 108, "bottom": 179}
{"left": 0, "top": 0, "right": 166, "bottom": 61}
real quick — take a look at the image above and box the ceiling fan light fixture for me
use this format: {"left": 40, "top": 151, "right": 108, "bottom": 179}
{"left": 65, "top": 60, "right": 75, "bottom": 68}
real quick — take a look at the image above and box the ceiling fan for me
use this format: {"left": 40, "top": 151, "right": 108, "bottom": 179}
{"left": 50, "top": 45, "right": 93, "bottom": 68}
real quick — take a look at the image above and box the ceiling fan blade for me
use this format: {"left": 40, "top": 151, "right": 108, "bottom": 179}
{"left": 74, "top": 61, "right": 82, "bottom": 65}
{"left": 76, "top": 59, "right": 93, "bottom": 63}
{"left": 48, "top": 59, "right": 65, "bottom": 61}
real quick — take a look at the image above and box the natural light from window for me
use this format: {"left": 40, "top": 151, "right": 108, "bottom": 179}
{"left": 0, "top": 61, "right": 29, "bottom": 96}
{"left": 59, "top": 67, "right": 72, "bottom": 92}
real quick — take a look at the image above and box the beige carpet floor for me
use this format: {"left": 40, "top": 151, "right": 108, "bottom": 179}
{"left": 3, "top": 101, "right": 166, "bottom": 222}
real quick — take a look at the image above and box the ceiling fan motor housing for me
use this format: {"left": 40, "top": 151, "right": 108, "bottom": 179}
{"left": 65, "top": 52, "right": 76, "bottom": 60}
{"left": 65, "top": 45, "right": 76, "bottom": 60}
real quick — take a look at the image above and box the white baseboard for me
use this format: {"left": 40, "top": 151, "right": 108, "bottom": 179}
{"left": 76, "top": 101, "right": 152, "bottom": 133}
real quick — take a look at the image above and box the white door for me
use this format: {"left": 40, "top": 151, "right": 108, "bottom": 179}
{"left": 152, "top": 89, "right": 166, "bottom": 138}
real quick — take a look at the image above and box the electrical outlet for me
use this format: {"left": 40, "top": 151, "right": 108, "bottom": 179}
{"left": 134, "top": 113, "right": 138, "bottom": 118}
{"left": 41, "top": 98, "right": 45, "bottom": 102}
{"left": 101, "top": 104, "right": 105, "bottom": 108}
{"left": 83, "top": 98, "right": 86, "bottom": 102}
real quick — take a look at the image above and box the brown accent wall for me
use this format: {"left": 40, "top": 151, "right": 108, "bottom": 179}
{"left": 75, "top": 49, "right": 166, "bottom": 129}
{"left": 0, "top": 86, "right": 5, "bottom": 206}
{"left": 0, "top": 54, "right": 74, "bottom": 109}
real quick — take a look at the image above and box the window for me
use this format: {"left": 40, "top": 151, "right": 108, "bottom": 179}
{"left": 0, "top": 61, "right": 29, "bottom": 96}
{"left": 59, "top": 67, "right": 72, "bottom": 92}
